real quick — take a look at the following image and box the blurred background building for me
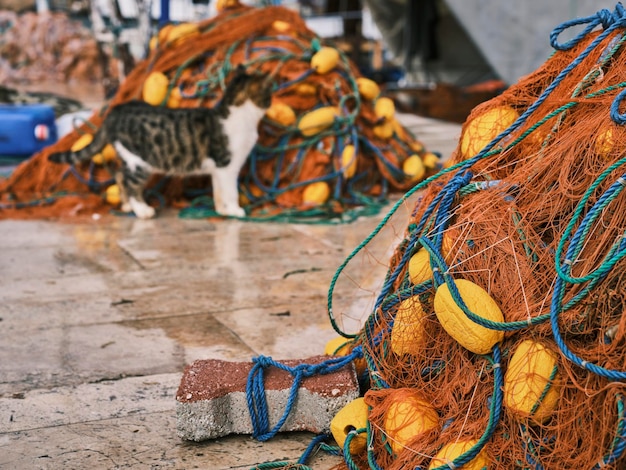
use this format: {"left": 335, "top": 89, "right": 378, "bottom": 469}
{"left": 0, "top": 0, "right": 621, "bottom": 121}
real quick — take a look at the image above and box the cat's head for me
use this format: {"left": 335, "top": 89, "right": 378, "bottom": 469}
{"left": 226, "top": 65, "right": 274, "bottom": 110}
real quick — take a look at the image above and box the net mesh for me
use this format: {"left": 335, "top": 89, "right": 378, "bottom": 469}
{"left": 327, "top": 6, "right": 626, "bottom": 469}
{"left": 0, "top": 5, "right": 433, "bottom": 221}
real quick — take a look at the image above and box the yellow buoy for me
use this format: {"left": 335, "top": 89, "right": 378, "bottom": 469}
{"left": 102, "top": 144, "right": 117, "bottom": 162}
{"left": 374, "top": 97, "right": 395, "bottom": 121}
{"left": 433, "top": 279, "right": 504, "bottom": 354}
{"left": 266, "top": 102, "right": 297, "bottom": 126}
{"left": 391, "top": 296, "right": 427, "bottom": 356}
{"left": 92, "top": 144, "right": 117, "bottom": 165}
{"left": 324, "top": 336, "right": 350, "bottom": 355}
{"left": 384, "top": 391, "right": 438, "bottom": 455}
{"left": 149, "top": 35, "right": 159, "bottom": 51}
{"left": 503, "top": 340, "right": 560, "bottom": 423}
{"left": 341, "top": 144, "right": 357, "bottom": 179}
{"left": 311, "top": 47, "right": 340, "bottom": 74}
{"left": 142, "top": 71, "right": 170, "bottom": 106}
{"left": 403, "top": 155, "right": 425, "bottom": 182}
{"left": 298, "top": 106, "right": 339, "bottom": 136}
{"left": 105, "top": 184, "right": 121, "bottom": 206}
{"left": 323, "top": 336, "right": 366, "bottom": 375}
{"left": 166, "top": 23, "right": 198, "bottom": 46}
{"left": 272, "top": 20, "right": 291, "bottom": 33}
{"left": 330, "top": 398, "right": 369, "bottom": 454}
{"left": 356, "top": 77, "right": 380, "bottom": 100}
{"left": 409, "top": 140, "right": 424, "bottom": 153}
{"left": 216, "top": 0, "right": 240, "bottom": 11}
{"left": 595, "top": 127, "right": 615, "bottom": 158}
{"left": 91, "top": 153, "right": 105, "bottom": 165}
{"left": 429, "top": 439, "right": 490, "bottom": 469}
{"left": 460, "top": 106, "right": 518, "bottom": 159}
{"left": 373, "top": 121, "right": 393, "bottom": 140}
{"left": 71, "top": 133, "right": 93, "bottom": 152}
{"left": 166, "top": 87, "right": 182, "bottom": 108}
{"left": 422, "top": 152, "right": 440, "bottom": 169}
{"left": 391, "top": 118, "right": 408, "bottom": 141}
{"left": 408, "top": 234, "right": 454, "bottom": 285}
{"left": 294, "top": 82, "right": 317, "bottom": 96}
{"left": 157, "top": 24, "right": 174, "bottom": 43}
{"left": 408, "top": 249, "right": 433, "bottom": 286}
{"left": 302, "top": 181, "right": 330, "bottom": 205}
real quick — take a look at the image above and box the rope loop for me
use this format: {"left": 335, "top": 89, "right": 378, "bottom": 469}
{"left": 246, "top": 354, "right": 360, "bottom": 441}
{"left": 611, "top": 88, "right": 626, "bottom": 124}
{"left": 550, "top": 4, "right": 626, "bottom": 51}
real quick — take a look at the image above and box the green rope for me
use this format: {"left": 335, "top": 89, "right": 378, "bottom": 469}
{"left": 327, "top": 77, "right": 626, "bottom": 337}
{"left": 178, "top": 194, "right": 386, "bottom": 224}
{"left": 343, "top": 427, "right": 368, "bottom": 470}
{"left": 555, "top": 156, "right": 626, "bottom": 285}
{"left": 250, "top": 463, "right": 311, "bottom": 470}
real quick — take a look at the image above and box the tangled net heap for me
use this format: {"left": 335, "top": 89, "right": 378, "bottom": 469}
{"left": 0, "top": 10, "right": 107, "bottom": 84}
{"left": 0, "top": 5, "right": 433, "bottom": 221}
{"left": 322, "top": 4, "right": 626, "bottom": 470}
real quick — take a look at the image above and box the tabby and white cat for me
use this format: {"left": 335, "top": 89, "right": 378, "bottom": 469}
{"left": 48, "top": 67, "right": 273, "bottom": 218}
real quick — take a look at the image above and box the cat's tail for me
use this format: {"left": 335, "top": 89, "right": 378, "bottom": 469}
{"left": 48, "top": 127, "right": 107, "bottom": 165}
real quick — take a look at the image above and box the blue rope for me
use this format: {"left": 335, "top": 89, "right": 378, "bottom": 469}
{"left": 371, "top": 170, "right": 472, "bottom": 316}
{"left": 549, "top": 4, "right": 626, "bottom": 51}
{"left": 611, "top": 88, "right": 626, "bottom": 124}
{"left": 550, "top": 271, "right": 626, "bottom": 381}
{"left": 297, "top": 433, "right": 332, "bottom": 464}
{"left": 275, "top": 68, "right": 315, "bottom": 91}
{"left": 551, "top": 169, "right": 626, "bottom": 380}
{"left": 246, "top": 353, "right": 361, "bottom": 441}
{"left": 326, "top": 7, "right": 623, "bottom": 338}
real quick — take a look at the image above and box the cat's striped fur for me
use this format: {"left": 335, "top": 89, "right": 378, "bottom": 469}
{"left": 48, "top": 67, "right": 273, "bottom": 218}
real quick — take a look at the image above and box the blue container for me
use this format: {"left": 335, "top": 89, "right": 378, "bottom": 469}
{"left": 0, "top": 104, "right": 58, "bottom": 157}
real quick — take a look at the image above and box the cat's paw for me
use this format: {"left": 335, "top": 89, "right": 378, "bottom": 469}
{"left": 129, "top": 197, "right": 156, "bottom": 219}
{"left": 134, "top": 205, "right": 156, "bottom": 219}
{"left": 121, "top": 202, "right": 132, "bottom": 213}
{"left": 219, "top": 205, "right": 246, "bottom": 218}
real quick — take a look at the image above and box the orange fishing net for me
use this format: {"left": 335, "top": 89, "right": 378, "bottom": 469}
{"left": 0, "top": 5, "right": 435, "bottom": 220}
{"left": 324, "top": 5, "right": 626, "bottom": 469}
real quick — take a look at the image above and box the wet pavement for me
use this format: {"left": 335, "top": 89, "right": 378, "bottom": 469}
{"left": 0, "top": 114, "right": 460, "bottom": 469}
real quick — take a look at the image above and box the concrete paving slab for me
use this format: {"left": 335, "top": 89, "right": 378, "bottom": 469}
{"left": 0, "top": 112, "right": 462, "bottom": 468}
{"left": 0, "top": 270, "right": 110, "bottom": 303}
{"left": 1, "top": 411, "right": 338, "bottom": 470}
{"left": 1, "top": 373, "right": 179, "bottom": 433}
{"left": 121, "top": 313, "right": 256, "bottom": 364}
{"left": 0, "top": 296, "right": 129, "bottom": 330}
{"left": 212, "top": 303, "right": 340, "bottom": 361}
{"left": 1, "top": 322, "right": 182, "bottom": 395}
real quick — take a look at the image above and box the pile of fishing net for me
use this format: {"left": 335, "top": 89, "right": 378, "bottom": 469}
{"left": 317, "top": 4, "right": 626, "bottom": 469}
{"left": 0, "top": 4, "right": 436, "bottom": 221}
{"left": 0, "top": 10, "right": 107, "bottom": 84}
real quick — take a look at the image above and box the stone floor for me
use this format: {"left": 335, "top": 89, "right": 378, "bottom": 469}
{"left": 0, "top": 115, "right": 461, "bottom": 470}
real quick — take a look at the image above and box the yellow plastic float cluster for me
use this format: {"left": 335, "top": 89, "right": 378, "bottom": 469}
{"left": 327, "top": 225, "right": 562, "bottom": 467}
{"left": 135, "top": 33, "right": 435, "bottom": 210}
